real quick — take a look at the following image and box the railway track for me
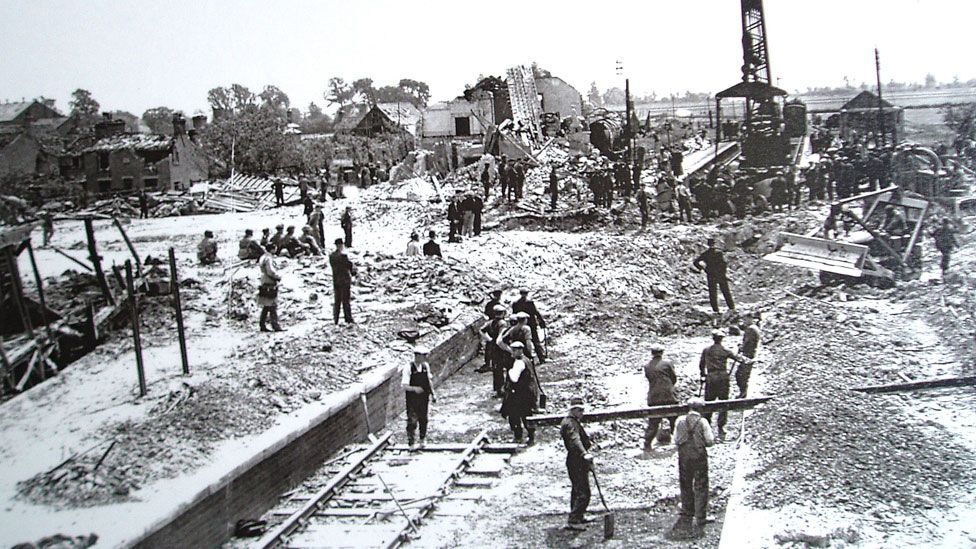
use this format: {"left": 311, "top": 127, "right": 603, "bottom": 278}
{"left": 251, "top": 429, "right": 519, "bottom": 548}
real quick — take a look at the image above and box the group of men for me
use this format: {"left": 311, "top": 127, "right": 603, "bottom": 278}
{"left": 447, "top": 190, "right": 484, "bottom": 242}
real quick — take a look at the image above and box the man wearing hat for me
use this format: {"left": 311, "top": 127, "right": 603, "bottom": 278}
{"left": 512, "top": 289, "right": 547, "bottom": 363}
{"left": 642, "top": 345, "right": 679, "bottom": 458}
{"left": 673, "top": 397, "right": 715, "bottom": 527}
{"left": 692, "top": 238, "right": 735, "bottom": 314}
{"left": 498, "top": 312, "right": 536, "bottom": 361}
{"left": 699, "top": 329, "right": 752, "bottom": 440}
{"left": 402, "top": 346, "right": 437, "bottom": 449}
{"left": 736, "top": 314, "right": 762, "bottom": 398}
{"left": 479, "top": 305, "right": 507, "bottom": 392}
{"left": 497, "top": 340, "right": 539, "bottom": 444}
{"left": 560, "top": 396, "right": 593, "bottom": 530}
{"left": 484, "top": 289, "right": 503, "bottom": 318}
{"left": 329, "top": 238, "right": 357, "bottom": 325}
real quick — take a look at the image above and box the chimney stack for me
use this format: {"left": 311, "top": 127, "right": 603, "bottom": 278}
{"left": 172, "top": 113, "right": 187, "bottom": 136}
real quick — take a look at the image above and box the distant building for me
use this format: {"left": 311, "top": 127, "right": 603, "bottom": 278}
{"left": 0, "top": 132, "right": 62, "bottom": 177}
{"left": 333, "top": 104, "right": 367, "bottom": 134}
{"left": 838, "top": 91, "right": 903, "bottom": 142}
{"left": 353, "top": 102, "right": 421, "bottom": 137}
{"left": 81, "top": 114, "right": 208, "bottom": 193}
{"left": 420, "top": 97, "right": 495, "bottom": 138}
{"left": 535, "top": 76, "right": 583, "bottom": 120}
{"left": 0, "top": 99, "right": 62, "bottom": 129}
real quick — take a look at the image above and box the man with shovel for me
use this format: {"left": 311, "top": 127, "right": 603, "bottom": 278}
{"left": 674, "top": 397, "right": 715, "bottom": 528}
{"left": 560, "top": 396, "right": 593, "bottom": 531}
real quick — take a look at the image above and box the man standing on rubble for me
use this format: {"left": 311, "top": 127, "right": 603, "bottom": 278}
{"left": 642, "top": 345, "right": 679, "bottom": 458}
{"left": 692, "top": 238, "right": 735, "bottom": 314}
{"left": 340, "top": 206, "right": 354, "bottom": 248}
{"left": 257, "top": 245, "right": 283, "bottom": 332}
{"left": 273, "top": 177, "right": 284, "bottom": 207}
{"left": 402, "top": 346, "right": 436, "bottom": 450}
{"left": 737, "top": 314, "right": 761, "bottom": 398}
{"left": 499, "top": 156, "right": 510, "bottom": 200}
{"left": 932, "top": 217, "right": 959, "bottom": 278}
{"left": 699, "top": 330, "right": 752, "bottom": 440}
{"left": 636, "top": 185, "right": 649, "bottom": 228}
{"left": 674, "top": 397, "right": 715, "bottom": 528}
{"left": 497, "top": 340, "right": 539, "bottom": 444}
{"left": 560, "top": 396, "right": 593, "bottom": 531}
{"left": 309, "top": 204, "right": 325, "bottom": 246}
{"left": 138, "top": 191, "right": 149, "bottom": 219}
{"left": 512, "top": 289, "right": 546, "bottom": 363}
{"left": 329, "top": 238, "right": 357, "bottom": 325}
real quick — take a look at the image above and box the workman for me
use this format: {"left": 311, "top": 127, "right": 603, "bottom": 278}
{"left": 278, "top": 225, "right": 307, "bottom": 257}
{"left": 500, "top": 311, "right": 536, "bottom": 361}
{"left": 512, "top": 289, "right": 547, "bottom": 363}
{"left": 636, "top": 185, "right": 649, "bottom": 228}
{"left": 298, "top": 226, "right": 322, "bottom": 256}
{"left": 340, "top": 206, "right": 354, "bottom": 248}
{"left": 560, "top": 396, "right": 593, "bottom": 531}
{"left": 238, "top": 229, "right": 263, "bottom": 260}
{"left": 550, "top": 166, "right": 559, "bottom": 210}
{"left": 480, "top": 304, "right": 508, "bottom": 397}
{"left": 736, "top": 314, "right": 762, "bottom": 398}
{"left": 197, "top": 230, "right": 218, "bottom": 265}
{"left": 268, "top": 224, "right": 285, "bottom": 254}
{"left": 484, "top": 289, "right": 503, "bottom": 318}
{"left": 496, "top": 341, "right": 539, "bottom": 444}
{"left": 699, "top": 329, "right": 752, "bottom": 440}
{"left": 329, "top": 238, "right": 357, "bottom": 325}
{"left": 257, "top": 245, "right": 282, "bottom": 332}
{"left": 405, "top": 232, "right": 421, "bottom": 256}
{"left": 642, "top": 345, "right": 678, "bottom": 458}
{"left": 41, "top": 211, "right": 55, "bottom": 246}
{"left": 474, "top": 290, "right": 504, "bottom": 374}
{"left": 402, "top": 346, "right": 436, "bottom": 450}
{"left": 692, "top": 238, "right": 735, "bottom": 314}
{"left": 932, "top": 218, "right": 959, "bottom": 278}
{"left": 674, "top": 397, "right": 715, "bottom": 528}
{"left": 423, "top": 230, "right": 442, "bottom": 258}
{"left": 273, "top": 178, "right": 284, "bottom": 207}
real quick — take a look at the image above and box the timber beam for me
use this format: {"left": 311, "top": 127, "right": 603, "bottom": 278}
{"left": 853, "top": 376, "right": 976, "bottom": 394}
{"left": 526, "top": 397, "right": 773, "bottom": 427}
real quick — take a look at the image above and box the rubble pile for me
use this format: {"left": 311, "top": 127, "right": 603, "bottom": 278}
{"left": 746, "top": 298, "right": 976, "bottom": 514}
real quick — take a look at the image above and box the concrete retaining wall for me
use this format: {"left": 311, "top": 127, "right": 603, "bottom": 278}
{"left": 131, "top": 318, "right": 483, "bottom": 548}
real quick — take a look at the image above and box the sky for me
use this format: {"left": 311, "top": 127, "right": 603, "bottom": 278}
{"left": 1, "top": 0, "right": 973, "bottom": 117}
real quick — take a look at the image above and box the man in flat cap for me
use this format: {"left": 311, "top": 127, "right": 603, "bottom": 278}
{"left": 498, "top": 311, "right": 536, "bottom": 361}
{"left": 402, "top": 346, "right": 436, "bottom": 450}
{"left": 512, "top": 288, "right": 548, "bottom": 363}
{"left": 497, "top": 340, "right": 539, "bottom": 445}
{"left": 699, "top": 329, "right": 752, "bottom": 440}
{"left": 560, "top": 396, "right": 593, "bottom": 530}
{"left": 642, "top": 344, "right": 679, "bottom": 458}
{"left": 692, "top": 238, "right": 735, "bottom": 314}
{"left": 479, "top": 304, "right": 508, "bottom": 396}
{"left": 674, "top": 397, "right": 715, "bottom": 528}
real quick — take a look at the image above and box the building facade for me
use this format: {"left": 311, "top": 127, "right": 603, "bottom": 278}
{"left": 420, "top": 97, "right": 495, "bottom": 138}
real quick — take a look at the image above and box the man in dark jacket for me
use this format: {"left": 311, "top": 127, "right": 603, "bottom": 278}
{"left": 480, "top": 304, "right": 507, "bottom": 397}
{"left": 423, "top": 230, "right": 442, "bottom": 258}
{"left": 699, "top": 330, "right": 752, "bottom": 440}
{"left": 693, "top": 238, "right": 735, "bottom": 314}
{"left": 340, "top": 207, "right": 353, "bottom": 248}
{"left": 642, "top": 345, "right": 678, "bottom": 457}
{"left": 329, "top": 238, "right": 357, "bottom": 324}
{"left": 512, "top": 289, "right": 547, "bottom": 363}
{"left": 560, "top": 396, "right": 593, "bottom": 531}
{"left": 933, "top": 217, "right": 959, "bottom": 277}
{"left": 496, "top": 340, "right": 539, "bottom": 444}
{"left": 402, "top": 347, "right": 436, "bottom": 449}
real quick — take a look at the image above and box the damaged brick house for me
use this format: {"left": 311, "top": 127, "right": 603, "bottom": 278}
{"left": 0, "top": 99, "right": 74, "bottom": 177}
{"left": 81, "top": 114, "right": 208, "bottom": 193}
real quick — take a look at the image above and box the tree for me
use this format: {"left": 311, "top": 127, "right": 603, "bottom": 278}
{"left": 207, "top": 84, "right": 256, "bottom": 116}
{"left": 302, "top": 102, "right": 333, "bottom": 134}
{"left": 142, "top": 106, "right": 177, "bottom": 135}
{"left": 944, "top": 104, "right": 976, "bottom": 143}
{"left": 602, "top": 87, "right": 626, "bottom": 106}
{"left": 352, "top": 78, "right": 376, "bottom": 105}
{"left": 69, "top": 89, "right": 100, "bottom": 129}
{"left": 398, "top": 78, "right": 430, "bottom": 107}
{"left": 924, "top": 73, "right": 937, "bottom": 88}
{"left": 326, "top": 77, "right": 354, "bottom": 107}
{"left": 259, "top": 85, "right": 290, "bottom": 111}
{"left": 587, "top": 82, "right": 603, "bottom": 108}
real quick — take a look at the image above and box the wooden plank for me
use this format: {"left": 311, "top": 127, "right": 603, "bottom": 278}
{"left": 112, "top": 217, "right": 143, "bottom": 280}
{"left": 50, "top": 246, "right": 93, "bottom": 271}
{"left": 852, "top": 376, "right": 976, "bottom": 394}
{"left": 125, "top": 261, "right": 147, "bottom": 397}
{"left": 168, "top": 248, "right": 189, "bottom": 375}
{"left": 84, "top": 217, "right": 115, "bottom": 306}
{"left": 526, "top": 397, "right": 774, "bottom": 427}
{"left": 25, "top": 240, "right": 54, "bottom": 345}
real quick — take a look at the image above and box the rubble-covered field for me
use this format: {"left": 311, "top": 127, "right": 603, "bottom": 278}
{"left": 2, "top": 151, "right": 976, "bottom": 548}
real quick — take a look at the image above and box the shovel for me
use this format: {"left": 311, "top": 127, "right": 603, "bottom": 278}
{"left": 590, "top": 468, "right": 615, "bottom": 540}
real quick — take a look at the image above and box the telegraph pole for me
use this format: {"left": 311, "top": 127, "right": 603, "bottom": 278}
{"left": 875, "top": 48, "right": 887, "bottom": 147}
